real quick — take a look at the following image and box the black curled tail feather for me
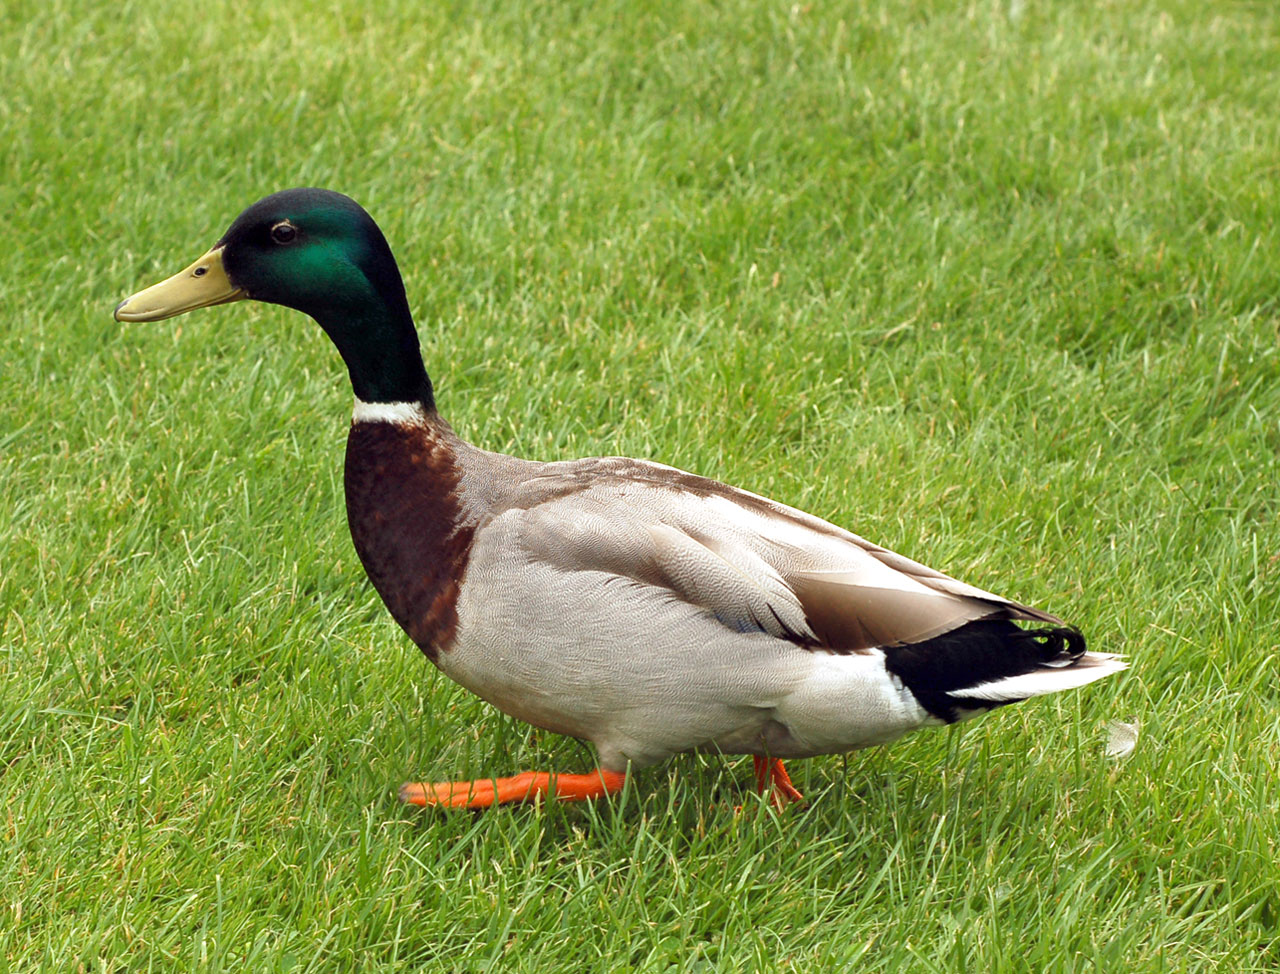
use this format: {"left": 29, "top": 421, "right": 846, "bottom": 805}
{"left": 1036, "top": 624, "right": 1087, "bottom": 666}
{"left": 883, "top": 619, "right": 1087, "bottom": 723}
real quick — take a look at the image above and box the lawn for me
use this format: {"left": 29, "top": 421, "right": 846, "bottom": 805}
{"left": 3, "top": 0, "right": 1279, "bottom": 969}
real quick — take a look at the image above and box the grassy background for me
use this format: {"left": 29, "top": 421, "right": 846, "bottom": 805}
{"left": 3, "top": 0, "right": 1279, "bottom": 969}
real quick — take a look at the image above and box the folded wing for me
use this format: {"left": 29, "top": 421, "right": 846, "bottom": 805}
{"left": 509, "top": 457, "right": 1065, "bottom": 653}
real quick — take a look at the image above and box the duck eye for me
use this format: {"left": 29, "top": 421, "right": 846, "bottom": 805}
{"left": 270, "top": 222, "right": 297, "bottom": 244}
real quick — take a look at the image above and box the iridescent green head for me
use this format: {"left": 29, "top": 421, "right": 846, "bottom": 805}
{"left": 115, "top": 188, "right": 431, "bottom": 405}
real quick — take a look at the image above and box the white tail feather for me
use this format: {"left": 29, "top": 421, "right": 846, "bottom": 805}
{"left": 952, "top": 653, "right": 1127, "bottom": 703}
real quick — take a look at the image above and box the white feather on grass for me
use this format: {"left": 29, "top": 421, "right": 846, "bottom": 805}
{"left": 1105, "top": 720, "right": 1140, "bottom": 760}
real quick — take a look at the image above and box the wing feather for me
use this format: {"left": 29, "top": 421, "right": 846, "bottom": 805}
{"left": 504, "top": 457, "right": 1063, "bottom": 652}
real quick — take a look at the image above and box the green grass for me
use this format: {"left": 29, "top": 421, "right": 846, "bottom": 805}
{"left": 3, "top": 0, "right": 1279, "bottom": 969}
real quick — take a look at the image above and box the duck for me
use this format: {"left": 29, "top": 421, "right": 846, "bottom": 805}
{"left": 115, "top": 188, "right": 1125, "bottom": 809}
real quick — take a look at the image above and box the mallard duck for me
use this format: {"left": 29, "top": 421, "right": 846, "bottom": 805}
{"left": 115, "top": 188, "right": 1125, "bottom": 809}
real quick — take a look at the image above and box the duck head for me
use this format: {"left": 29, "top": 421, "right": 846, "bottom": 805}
{"left": 115, "top": 188, "right": 431, "bottom": 405}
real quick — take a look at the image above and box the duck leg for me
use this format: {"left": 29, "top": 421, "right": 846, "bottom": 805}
{"left": 398, "top": 768, "right": 626, "bottom": 809}
{"left": 753, "top": 756, "right": 805, "bottom": 808}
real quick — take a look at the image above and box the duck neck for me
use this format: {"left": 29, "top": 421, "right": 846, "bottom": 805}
{"left": 324, "top": 305, "right": 436, "bottom": 409}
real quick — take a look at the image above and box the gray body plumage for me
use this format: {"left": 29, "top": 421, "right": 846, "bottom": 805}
{"left": 363, "top": 403, "right": 1124, "bottom": 774}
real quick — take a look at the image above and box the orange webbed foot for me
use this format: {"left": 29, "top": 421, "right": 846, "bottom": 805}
{"left": 398, "top": 768, "right": 626, "bottom": 809}
{"left": 752, "top": 756, "right": 805, "bottom": 809}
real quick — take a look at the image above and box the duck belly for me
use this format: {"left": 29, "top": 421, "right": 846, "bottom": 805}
{"left": 444, "top": 552, "right": 935, "bottom": 770}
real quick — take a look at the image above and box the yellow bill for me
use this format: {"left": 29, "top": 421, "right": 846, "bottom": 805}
{"left": 114, "top": 246, "right": 246, "bottom": 322}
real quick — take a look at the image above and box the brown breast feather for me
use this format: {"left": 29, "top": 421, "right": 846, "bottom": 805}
{"left": 344, "top": 417, "right": 475, "bottom": 662}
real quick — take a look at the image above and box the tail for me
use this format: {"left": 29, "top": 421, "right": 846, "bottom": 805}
{"left": 884, "top": 619, "right": 1126, "bottom": 723}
